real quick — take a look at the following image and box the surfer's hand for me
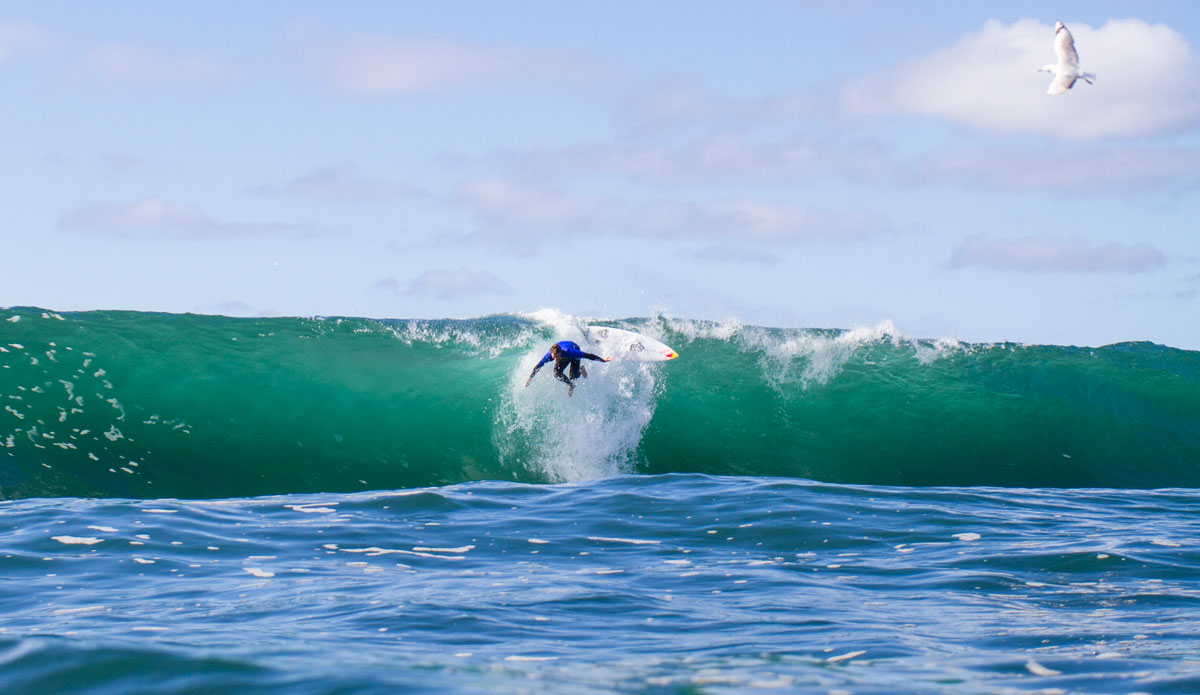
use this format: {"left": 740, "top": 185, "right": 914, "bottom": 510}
{"left": 524, "top": 377, "right": 531, "bottom": 387}
{"left": 603, "top": 356, "right": 614, "bottom": 362}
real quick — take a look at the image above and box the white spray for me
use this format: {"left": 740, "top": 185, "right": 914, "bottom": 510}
{"left": 496, "top": 310, "right": 664, "bottom": 482}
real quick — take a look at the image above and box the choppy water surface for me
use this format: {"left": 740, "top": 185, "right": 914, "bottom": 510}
{"left": 2, "top": 474, "right": 1198, "bottom": 694}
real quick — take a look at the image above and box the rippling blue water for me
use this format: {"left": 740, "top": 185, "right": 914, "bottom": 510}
{"left": 2, "top": 474, "right": 1198, "bottom": 694}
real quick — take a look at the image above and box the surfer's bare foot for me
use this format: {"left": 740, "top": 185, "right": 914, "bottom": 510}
{"left": 581, "top": 366, "right": 588, "bottom": 379}
{"left": 568, "top": 384, "right": 575, "bottom": 397}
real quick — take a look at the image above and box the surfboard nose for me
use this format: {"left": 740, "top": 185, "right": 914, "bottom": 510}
{"left": 664, "top": 351, "right": 678, "bottom": 360}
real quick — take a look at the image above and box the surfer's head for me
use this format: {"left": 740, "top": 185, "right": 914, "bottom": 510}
{"left": 549, "top": 343, "right": 561, "bottom": 358}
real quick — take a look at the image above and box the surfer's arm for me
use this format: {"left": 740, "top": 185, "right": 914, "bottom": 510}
{"left": 525, "top": 352, "right": 553, "bottom": 386}
{"left": 559, "top": 343, "right": 603, "bottom": 361}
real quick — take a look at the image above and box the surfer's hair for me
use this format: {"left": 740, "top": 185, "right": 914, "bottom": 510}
{"left": 549, "top": 344, "right": 561, "bottom": 355}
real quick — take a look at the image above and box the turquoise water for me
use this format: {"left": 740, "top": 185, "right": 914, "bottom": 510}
{"left": 2, "top": 308, "right": 1199, "bottom": 693}
{"left": 2, "top": 308, "right": 1197, "bottom": 498}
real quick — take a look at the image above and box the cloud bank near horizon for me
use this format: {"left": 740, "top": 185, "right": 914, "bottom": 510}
{"left": 396, "top": 268, "right": 512, "bottom": 300}
{"left": 60, "top": 197, "right": 305, "bottom": 238}
{"left": 947, "top": 234, "right": 1167, "bottom": 274}
{"left": 458, "top": 179, "right": 889, "bottom": 249}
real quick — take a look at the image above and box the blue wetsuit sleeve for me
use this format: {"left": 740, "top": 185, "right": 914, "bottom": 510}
{"left": 558, "top": 342, "right": 603, "bottom": 361}
{"left": 528, "top": 351, "right": 553, "bottom": 378}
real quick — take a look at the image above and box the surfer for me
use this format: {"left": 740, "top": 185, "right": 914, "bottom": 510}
{"left": 525, "top": 341, "right": 612, "bottom": 397}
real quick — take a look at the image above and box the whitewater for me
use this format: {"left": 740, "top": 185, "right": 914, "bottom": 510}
{"left": 2, "top": 307, "right": 1198, "bottom": 694}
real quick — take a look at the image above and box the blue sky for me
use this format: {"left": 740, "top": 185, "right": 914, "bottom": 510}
{"left": 3, "top": 1, "right": 1199, "bottom": 348}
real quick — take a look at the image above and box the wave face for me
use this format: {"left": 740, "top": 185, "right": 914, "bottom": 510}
{"left": 2, "top": 307, "right": 1198, "bottom": 499}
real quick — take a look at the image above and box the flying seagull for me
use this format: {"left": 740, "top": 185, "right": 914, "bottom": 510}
{"left": 1038, "top": 21, "right": 1096, "bottom": 95}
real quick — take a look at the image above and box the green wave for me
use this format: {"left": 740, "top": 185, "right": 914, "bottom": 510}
{"left": 1, "top": 307, "right": 1197, "bottom": 499}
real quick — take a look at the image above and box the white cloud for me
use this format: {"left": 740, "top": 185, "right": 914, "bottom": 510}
{"left": 619, "top": 80, "right": 725, "bottom": 132}
{"left": 400, "top": 268, "right": 511, "bottom": 300}
{"left": 688, "top": 244, "right": 780, "bottom": 265}
{"left": 843, "top": 18, "right": 1200, "bottom": 139}
{"left": 910, "top": 146, "right": 1200, "bottom": 191}
{"left": 63, "top": 197, "right": 210, "bottom": 231}
{"left": 529, "top": 132, "right": 887, "bottom": 185}
{"left": 947, "top": 234, "right": 1166, "bottom": 273}
{"left": 633, "top": 200, "right": 887, "bottom": 244}
{"left": 457, "top": 178, "right": 886, "bottom": 247}
{"left": 498, "top": 126, "right": 1195, "bottom": 193}
{"left": 101, "top": 152, "right": 146, "bottom": 173}
{"left": 249, "top": 164, "right": 424, "bottom": 202}
{"left": 0, "top": 21, "right": 41, "bottom": 62}
{"left": 60, "top": 197, "right": 304, "bottom": 237}
{"left": 328, "top": 37, "right": 578, "bottom": 96}
{"left": 82, "top": 44, "right": 220, "bottom": 84}
{"left": 460, "top": 179, "right": 605, "bottom": 232}
{"left": 618, "top": 79, "right": 824, "bottom": 134}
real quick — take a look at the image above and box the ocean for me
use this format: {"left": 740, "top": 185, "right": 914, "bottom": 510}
{"left": 2, "top": 307, "right": 1198, "bottom": 694}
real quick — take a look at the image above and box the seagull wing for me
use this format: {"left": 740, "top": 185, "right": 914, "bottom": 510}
{"left": 1055, "top": 25, "right": 1081, "bottom": 71}
{"left": 1047, "top": 72, "right": 1076, "bottom": 95}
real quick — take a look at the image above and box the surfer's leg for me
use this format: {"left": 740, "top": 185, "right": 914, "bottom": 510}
{"left": 569, "top": 360, "right": 581, "bottom": 380}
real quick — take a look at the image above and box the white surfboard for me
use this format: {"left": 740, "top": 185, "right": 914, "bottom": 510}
{"left": 584, "top": 326, "right": 678, "bottom": 362}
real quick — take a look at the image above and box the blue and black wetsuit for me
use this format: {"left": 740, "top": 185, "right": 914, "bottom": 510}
{"left": 528, "top": 341, "right": 605, "bottom": 385}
